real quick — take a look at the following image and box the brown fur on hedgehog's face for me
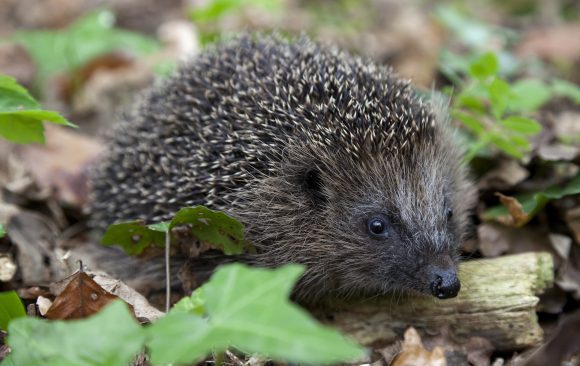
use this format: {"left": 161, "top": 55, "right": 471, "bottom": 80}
{"left": 238, "top": 125, "right": 475, "bottom": 303}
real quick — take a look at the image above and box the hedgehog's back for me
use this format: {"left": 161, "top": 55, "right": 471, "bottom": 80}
{"left": 88, "top": 35, "right": 435, "bottom": 230}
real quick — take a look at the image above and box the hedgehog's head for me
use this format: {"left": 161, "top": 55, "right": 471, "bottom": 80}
{"left": 235, "top": 92, "right": 474, "bottom": 304}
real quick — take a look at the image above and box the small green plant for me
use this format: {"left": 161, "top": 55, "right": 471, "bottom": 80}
{"left": 0, "top": 75, "right": 74, "bottom": 143}
{"left": 0, "top": 224, "right": 5, "bottom": 238}
{"left": 450, "top": 52, "right": 551, "bottom": 161}
{"left": 2, "top": 265, "right": 365, "bottom": 366}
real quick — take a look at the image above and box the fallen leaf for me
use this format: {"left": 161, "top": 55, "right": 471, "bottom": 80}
{"left": 392, "top": 327, "right": 446, "bottom": 366}
{"left": 495, "top": 193, "right": 529, "bottom": 227}
{"left": 92, "top": 272, "right": 164, "bottom": 321}
{"left": 537, "top": 144, "right": 580, "bottom": 162}
{"left": 6, "top": 211, "right": 65, "bottom": 285}
{"left": 17, "top": 124, "right": 103, "bottom": 207}
{"left": 45, "top": 270, "right": 131, "bottom": 320}
{"left": 477, "top": 223, "right": 555, "bottom": 259}
{"left": 478, "top": 159, "right": 529, "bottom": 191}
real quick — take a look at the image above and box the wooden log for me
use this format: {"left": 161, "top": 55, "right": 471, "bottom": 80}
{"left": 314, "top": 252, "right": 554, "bottom": 351}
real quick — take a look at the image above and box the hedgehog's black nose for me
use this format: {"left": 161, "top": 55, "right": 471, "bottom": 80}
{"left": 429, "top": 268, "right": 460, "bottom": 299}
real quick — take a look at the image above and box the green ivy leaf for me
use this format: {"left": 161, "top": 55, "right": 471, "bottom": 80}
{"left": 101, "top": 221, "right": 166, "bottom": 255}
{"left": 2, "top": 301, "right": 145, "bottom": 366}
{"left": 0, "top": 291, "right": 26, "bottom": 331}
{"left": 102, "top": 206, "right": 253, "bottom": 255}
{"left": 170, "top": 206, "right": 250, "bottom": 255}
{"left": 500, "top": 116, "right": 542, "bottom": 135}
{"left": 483, "top": 172, "right": 580, "bottom": 226}
{"left": 147, "top": 264, "right": 366, "bottom": 365}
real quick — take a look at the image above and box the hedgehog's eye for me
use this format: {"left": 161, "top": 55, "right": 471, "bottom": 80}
{"left": 446, "top": 208, "right": 453, "bottom": 221}
{"left": 367, "top": 217, "right": 388, "bottom": 238}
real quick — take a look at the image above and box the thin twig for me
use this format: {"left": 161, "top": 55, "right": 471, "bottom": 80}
{"left": 165, "top": 229, "right": 171, "bottom": 313}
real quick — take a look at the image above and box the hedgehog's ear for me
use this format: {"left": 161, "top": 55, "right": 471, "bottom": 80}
{"left": 304, "top": 169, "right": 327, "bottom": 204}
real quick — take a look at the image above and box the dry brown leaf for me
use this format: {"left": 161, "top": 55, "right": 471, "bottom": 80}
{"left": 495, "top": 193, "right": 530, "bottom": 227}
{"left": 17, "top": 124, "right": 103, "bottom": 207}
{"left": 478, "top": 159, "right": 529, "bottom": 191}
{"left": 92, "top": 272, "right": 164, "bottom": 321}
{"left": 392, "top": 327, "right": 446, "bottom": 366}
{"left": 45, "top": 270, "right": 131, "bottom": 320}
{"left": 477, "top": 223, "right": 554, "bottom": 259}
{"left": 6, "top": 211, "right": 66, "bottom": 284}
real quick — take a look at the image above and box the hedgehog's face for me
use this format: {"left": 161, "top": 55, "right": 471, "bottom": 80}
{"left": 238, "top": 126, "right": 473, "bottom": 303}
{"left": 302, "top": 135, "right": 475, "bottom": 301}
{"left": 248, "top": 129, "right": 475, "bottom": 303}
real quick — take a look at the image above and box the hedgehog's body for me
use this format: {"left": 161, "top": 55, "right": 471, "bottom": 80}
{"left": 90, "top": 36, "right": 475, "bottom": 302}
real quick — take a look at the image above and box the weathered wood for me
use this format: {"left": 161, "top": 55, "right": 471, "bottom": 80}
{"left": 315, "top": 252, "right": 553, "bottom": 350}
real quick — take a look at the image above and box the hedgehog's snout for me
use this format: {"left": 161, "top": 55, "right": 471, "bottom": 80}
{"left": 427, "top": 263, "right": 460, "bottom": 299}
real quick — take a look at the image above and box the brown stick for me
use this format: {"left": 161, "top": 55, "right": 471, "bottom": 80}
{"left": 314, "top": 252, "right": 554, "bottom": 351}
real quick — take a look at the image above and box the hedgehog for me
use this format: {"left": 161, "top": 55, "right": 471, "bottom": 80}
{"left": 88, "top": 35, "right": 476, "bottom": 303}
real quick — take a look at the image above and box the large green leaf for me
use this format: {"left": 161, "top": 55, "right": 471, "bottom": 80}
{"left": 147, "top": 264, "right": 366, "bottom": 365}
{"left": 483, "top": 172, "right": 580, "bottom": 226}
{"left": 2, "top": 301, "right": 144, "bottom": 366}
{"left": 102, "top": 206, "right": 253, "bottom": 255}
{"left": 0, "top": 291, "right": 26, "bottom": 331}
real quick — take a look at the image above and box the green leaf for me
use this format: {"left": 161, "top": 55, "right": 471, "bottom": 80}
{"left": 509, "top": 79, "right": 551, "bottom": 112}
{"left": 483, "top": 172, "right": 580, "bottom": 225}
{"left": 102, "top": 206, "right": 252, "bottom": 255}
{"left": 0, "top": 291, "right": 26, "bottom": 331}
{"left": 468, "top": 52, "right": 498, "bottom": 79}
{"left": 0, "top": 224, "right": 5, "bottom": 238}
{"left": 488, "top": 133, "right": 524, "bottom": 159}
{"left": 551, "top": 79, "right": 580, "bottom": 104}
{"left": 0, "top": 75, "right": 39, "bottom": 111}
{"left": 453, "top": 111, "right": 485, "bottom": 134}
{"left": 172, "top": 287, "right": 206, "bottom": 316}
{"left": 170, "top": 206, "right": 251, "bottom": 255}
{"left": 500, "top": 116, "right": 542, "bottom": 135}
{"left": 0, "top": 115, "right": 45, "bottom": 144}
{"left": 10, "top": 10, "right": 160, "bottom": 89}
{"left": 101, "top": 221, "right": 166, "bottom": 255}
{"left": 3, "top": 301, "right": 145, "bottom": 366}
{"left": 147, "top": 264, "right": 366, "bottom": 365}
{"left": 487, "top": 78, "right": 511, "bottom": 119}
{"left": 0, "top": 75, "right": 75, "bottom": 144}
